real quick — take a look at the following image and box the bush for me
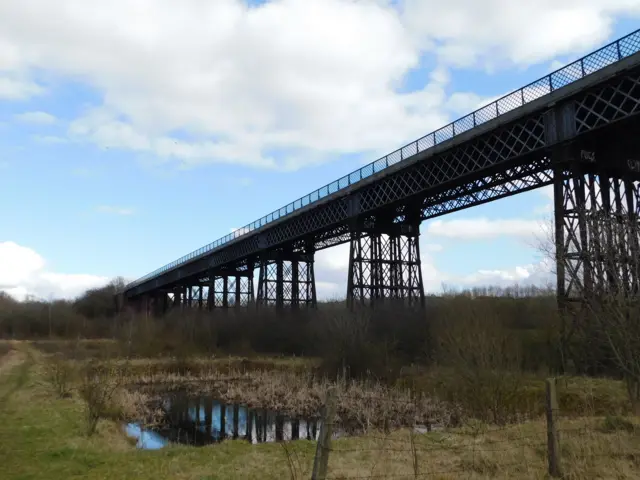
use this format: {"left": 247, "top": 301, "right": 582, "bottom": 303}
{"left": 314, "top": 308, "right": 399, "bottom": 382}
{"left": 78, "top": 360, "right": 127, "bottom": 436}
{"left": 43, "top": 354, "right": 75, "bottom": 398}
{"left": 433, "top": 297, "right": 526, "bottom": 424}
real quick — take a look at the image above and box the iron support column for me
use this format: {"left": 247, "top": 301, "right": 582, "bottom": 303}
{"left": 209, "top": 266, "right": 255, "bottom": 308}
{"left": 256, "top": 247, "right": 317, "bottom": 309}
{"left": 347, "top": 215, "right": 424, "bottom": 309}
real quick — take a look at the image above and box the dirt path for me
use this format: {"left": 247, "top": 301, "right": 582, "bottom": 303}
{"left": 0, "top": 343, "right": 24, "bottom": 377}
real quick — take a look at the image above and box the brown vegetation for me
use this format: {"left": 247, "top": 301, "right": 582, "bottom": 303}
{"left": 3, "top": 278, "right": 639, "bottom": 421}
{"left": 2, "top": 270, "right": 640, "bottom": 480}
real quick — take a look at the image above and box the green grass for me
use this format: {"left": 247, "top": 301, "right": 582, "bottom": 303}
{"left": 2, "top": 345, "right": 640, "bottom": 479}
{"left": 0, "top": 348, "right": 317, "bottom": 479}
{"left": 399, "top": 366, "right": 632, "bottom": 419}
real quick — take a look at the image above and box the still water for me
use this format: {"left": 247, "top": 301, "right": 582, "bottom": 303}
{"left": 126, "top": 392, "right": 322, "bottom": 449}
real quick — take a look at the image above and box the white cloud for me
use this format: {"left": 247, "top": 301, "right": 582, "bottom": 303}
{"left": 401, "top": 0, "right": 640, "bottom": 69}
{"left": 315, "top": 243, "right": 351, "bottom": 272}
{"left": 96, "top": 205, "right": 135, "bottom": 216}
{"left": 534, "top": 204, "right": 554, "bottom": 215}
{"left": 538, "top": 185, "right": 555, "bottom": 202}
{"left": 0, "top": 1, "right": 635, "bottom": 169}
{"left": 0, "top": 241, "right": 109, "bottom": 300}
{"left": 0, "top": 75, "right": 43, "bottom": 99}
{"left": 425, "top": 217, "right": 545, "bottom": 241}
{"left": 445, "top": 91, "right": 500, "bottom": 116}
{"left": 0, "top": 241, "right": 44, "bottom": 287}
{"left": 549, "top": 59, "right": 566, "bottom": 72}
{"left": 456, "top": 261, "right": 554, "bottom": 288}
{"left": 423, "top": 243, "right": 444, "bottom": 253}
{"left": 315, "top": 280, "right": 345, "bottom": 300}
{"left": 14, "top": 110, "right": 56, "bottom": 124}
{"left": 531, "top": 185, "right": 556, "bottom": 216}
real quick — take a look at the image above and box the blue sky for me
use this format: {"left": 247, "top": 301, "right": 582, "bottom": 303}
{"left": 0, "top": 1, "right": 638, "bottom": 300}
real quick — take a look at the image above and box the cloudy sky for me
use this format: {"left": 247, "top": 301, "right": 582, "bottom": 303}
{"left": 1, "top": 0, "right": 639, "bottom": 300}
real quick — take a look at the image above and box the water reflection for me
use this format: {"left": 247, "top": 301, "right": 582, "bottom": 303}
{"left": 127, "top": 393, "right": 321, "bottom": 449}
{"left": 125, "top": 423, "right": 169, "bottom": 449}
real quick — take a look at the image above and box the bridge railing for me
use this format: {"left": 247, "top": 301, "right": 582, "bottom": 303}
{"left": 127, "top": 29, "right": 640, "bottom": 289}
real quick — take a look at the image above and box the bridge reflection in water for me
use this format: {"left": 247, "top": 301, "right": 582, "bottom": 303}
{"left": 128, "top": 393, "right": 322, "bottom": 449}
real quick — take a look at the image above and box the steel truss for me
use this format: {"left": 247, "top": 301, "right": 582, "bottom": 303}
{"left": 553, "top": 142, "right": 640, "bottom": 373}
{"left": 347, "top": 214, "right": 424, "bottom": 308}
{"left": 555, "top": 164, "right": 640, "bottom": 304}
{"left": 124, "top": 60, "right": 640, "bottom": 307}
{"left": 182, "top": 285, "right": 203, "bottom": 308}
{"left": 256, "top": 249, "right": 317, "bottom": 309}
{"left": 207, "top": 268, "right": 255, "bottom": 309}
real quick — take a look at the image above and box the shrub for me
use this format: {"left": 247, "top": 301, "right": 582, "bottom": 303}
{"left": 78, "top": 360, "right": 127, "bottom": 436}
{"left": 314, "top": 309, "right": 399, "bottom": 382}
{"left": 43, "top": 354, "right": 75, "bottom": 398}
{"left": 434, "top": 297, "right": 525, "bottom": 424}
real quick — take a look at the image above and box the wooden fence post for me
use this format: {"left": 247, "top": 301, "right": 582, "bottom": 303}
{"left": 546, "top": 377, "right": 562, "bottom": 477}
{"left": 312, "top": 387, "right": 337, "bottom": 480}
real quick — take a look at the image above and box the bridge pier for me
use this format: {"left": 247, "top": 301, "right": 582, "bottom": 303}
{"left": 554, "top": 119, "right": 640, "bottom": 303}
{"left": 147, "top": 293, "right": 159, "bottom": 317}
{"left": 555, "top": 167, "right": 640, "bottom": 299}
{"left": 156, "top": 291, "right": 169, "bottom": 316}
{"left": 137, "top": 295, "right": 150, "bottom": 317}
{"left": 256, "top": 248, "right": 317, "bottom": 309}
{"left": 346, "top": 215, "right": 425, "bottom": 309}
{"left": 553, "top": 132, "right": 640, "bottom": 373}
{"left": 184, "top": 285, "right": 203, "bottom": 309}
{"left": 207, "top": 267, "right": 255, "bottom": 309}
{"left": 173, "top": 286, "right": 184, "bottom": 310}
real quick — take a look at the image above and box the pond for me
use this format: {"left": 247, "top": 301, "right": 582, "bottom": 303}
{"left": 126, "top": 392, "right": 324, "bottom": 449}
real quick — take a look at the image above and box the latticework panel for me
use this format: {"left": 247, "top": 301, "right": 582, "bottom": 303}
{"left": 207, "top": 274, "right": 254, "bottom": 308}
{"left": 420, "top": 158, "right": 554, "bottom": 220}
{"left": 358, "top": 116, "right": 546, "bottom": 214}
{"left": 256, "top": 256, "right": 317, "bottom": 308}
{"left": 166, "top": 292, "right": 176, "bottom": 308}
{"left": 575, "top": 72, "right": 640, "bottom": 134}
{"left": 347, "top": 229, "right": 424, "bottom": 308}
{"left": 556, "top": 168, "right": 640, "bottom": 303}
{"left": 182, "top": 286, "right": 203, "bottom": 309}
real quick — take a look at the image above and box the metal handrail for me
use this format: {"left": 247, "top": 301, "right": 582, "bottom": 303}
{"left": 127, "top": 28, "right": 640, "bottom": 289}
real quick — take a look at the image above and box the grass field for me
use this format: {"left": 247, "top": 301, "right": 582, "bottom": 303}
{"left": 1, "top": 342, "right": 639, "bottom": 479}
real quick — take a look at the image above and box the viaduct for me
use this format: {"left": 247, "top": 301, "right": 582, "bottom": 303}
{"left": 122, "top": 29, "right": 640, "bottom": 316}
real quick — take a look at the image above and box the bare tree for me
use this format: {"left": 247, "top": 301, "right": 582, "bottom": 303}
{"left": 539, "top": 208, "right": 640, "bottom": 413}
{"left": 583, "top": 211, "right": 640, "bottom": 413}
